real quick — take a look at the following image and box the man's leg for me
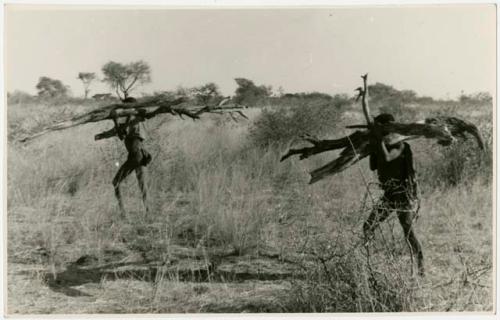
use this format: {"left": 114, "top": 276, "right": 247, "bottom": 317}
{"left": 397, "top": 206, "right": 424, "bottom": 276}
{"left": 363, "top": 199, "right": 391, "bottom": 243}
{"left": 112, "top": 161, "right": 134, "bottom": 216}
{"left": 127, "top": 141, "right": 149, "bottom": 214}
{"left": 363, "top": 199, "right": 391, "bottom": 271}
{"left": 135, "top": 166, "right": 149, "bottom": 213}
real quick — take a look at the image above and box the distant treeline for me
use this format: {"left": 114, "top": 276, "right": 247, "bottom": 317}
{"left": 7, "top": 77, "right": 492, "bottom": 108}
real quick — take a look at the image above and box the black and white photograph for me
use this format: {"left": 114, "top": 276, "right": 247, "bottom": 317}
{"left": 4, "top": 3, "right": 495, "bottom": 315}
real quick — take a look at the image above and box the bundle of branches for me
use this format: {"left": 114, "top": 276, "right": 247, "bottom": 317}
{"left": 19, "top": 95, "right": 248, "bottom": 143}
{"left": 281, "top": 74, "right": 485, "bottom": 184}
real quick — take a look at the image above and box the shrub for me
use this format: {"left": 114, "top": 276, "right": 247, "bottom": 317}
{"left": 369, "top": 83, "right": 418, "bottom": 105}
{"left": 459, "top": 92, "right": 492, "bottom": 106}
{"left": 419, "top": 126, "right": 492, "bottom": 189}
{"left": 36, "top": 76, "right": 70, "bottom": 98}
{"left": 377, "top": 103, "right": 419, "bottom": 123}
{"left": 283, "top": 233, "right": 418, "bottom": 312}
{"left": 192, "top": 82, "right": 224, "bottom": 105}
{"left": 7, "top": 90, "right": 36, "bottom": 105}
{"left": 234, "top": 78, "right": 272, "bottom": 107}
{"left": 416, "top": 104, "right": 493, "bottom": 190}
{"left": 249, "top": 99, "right": 347, "bottom": 147}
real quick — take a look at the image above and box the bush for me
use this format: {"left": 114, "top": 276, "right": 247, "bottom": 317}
{"left": 416, "top": 105, "right": 493, "bottom": 190}
{"left": 7, "top": 90, "right": 36, "bottom": 105}
{"left": 234, "top": 78, "right": 272, "bottom": 107}
{"left": 378, "top": 102, "right": 419, "bottom": 123}
{"left": 249, "top": 99, "right": 347, "bottom": 147}
{"left": 419, "top": 126, "right": 492, "bottom": 190}
{"left": 459, "top": 92, "right": 492, "bottom": 106}
{"left": 283, "top": 233, "right": 418, "bottom": 312}
{"left": 36, "top": 76, "right": 70, "bottom": 98}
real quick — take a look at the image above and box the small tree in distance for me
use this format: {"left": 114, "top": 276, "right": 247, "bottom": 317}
{"left": 101, "top": 60, "right": 151, "bottom": 100}
{"left": 77, "top": 72, "right": 97, "bottom": 99}
{"left": 234, "top": 78, "right": 272, "bottom": 106}
{"left": 192, "top": 82, "right": 223, "bottom": 105}
{"left": 36, "top": 76, "right": 69, "bottom": 98}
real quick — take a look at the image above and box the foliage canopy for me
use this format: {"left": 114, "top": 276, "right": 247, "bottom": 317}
{"left": 101, "top": 60, "right": 151, "bottom": 100}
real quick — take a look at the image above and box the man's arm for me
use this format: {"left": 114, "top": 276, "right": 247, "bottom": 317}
{"left": 111, "top": 109, "right": 129, "bottom": 140}
{"left": 380, "top": 141, "right": 404, "bottom": 162}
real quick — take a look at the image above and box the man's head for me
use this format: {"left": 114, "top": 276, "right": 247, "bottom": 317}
{"left": 374, "top": 113, "right": 395, "bottom": 125}
{"left": 374, "top": 113, "right": 402, "bottom": 148}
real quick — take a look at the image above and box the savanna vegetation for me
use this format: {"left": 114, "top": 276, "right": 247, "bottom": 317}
{"left": 7, "top": 78, "right": 493, "bottom": 313}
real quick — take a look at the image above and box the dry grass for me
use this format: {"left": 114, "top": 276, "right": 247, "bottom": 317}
{"left": 6, "top": 99, "right": 493, "bottom": 313}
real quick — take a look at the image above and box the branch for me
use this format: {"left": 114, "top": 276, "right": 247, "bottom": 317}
{"left": 94, "top": 116, "right": 144, "bottom": 141}
{"left": 19, "top": 95, "right": 248, "bottom": 143}
{"left": 309, "top": 140, "right": 371, "bottom": 184}
{"left": 425, "top": 116, "right": 484, "bottom": 150}
{"left": 280, "top": 131, "right": 369, "bottom": 162}
{"left": 360, "top": 73, "right": 372, "bottom": 126}
{"left": 92, "top": 103, "right": 247, "bottom": 141}
{"left": 124, "top": 75, "right": 139, "bottom": 92}
{"left": 19, "top": 96, "right": 185, "bottom": 142}
{"left": 281, "top": 115, "right": 483, "bottom": 184}
{"left": 93, "top": 101, "right": 247, "bottom": 141}
{"left": 345, "top": 117, "right": 485, "bottom": 149}
{"left": 115, "top": 87, "right": 122, "bottom": 100}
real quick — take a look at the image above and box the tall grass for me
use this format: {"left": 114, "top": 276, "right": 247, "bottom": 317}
{"left": 7, "top": 97, "right": 493, "bottom": 313}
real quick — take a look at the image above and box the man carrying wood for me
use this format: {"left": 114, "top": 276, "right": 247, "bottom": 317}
{"left": 112, "top": 108, "right": 152, "bottom": 216}
{"left": 363, "top": 113, "right": 424, "bottom": 276}
{"left": 280, "top": 74, "right": 483, "bottom": 277}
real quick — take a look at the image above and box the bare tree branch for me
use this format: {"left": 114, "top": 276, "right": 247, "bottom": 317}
{"left": 281, "top": 74, "right": 484, "bottom": 184}
{"left": 280, "top": 131, "right": 369, "bottom": 162}
{"left": 19, "top": 96, "right": 247, "bottom": 143}
{"left": 282, "top": 117, "right": 483, "bottom": 184}
{"left": 361, "top": 73, "right": 372, "bottom": 126}
{"left": 124, "top": 75, "right": 139, "bottom": 93}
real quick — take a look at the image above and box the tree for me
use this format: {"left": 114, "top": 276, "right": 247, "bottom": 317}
{"left": 101, "top": 60, "right": 151, "bottom": 100}
{"left": 77, "top": 72, "right": 97, "bottom": 99}
{"left": 368, "top": 82, "right": 418, "bottom": 104}
{"left": 367, "top": 82, "right": 399, "bottom": 102}
{"left": 36, "top": 76, "right": 69, "bottom": 98}
{"left": 192, "top": 82, "right": 223, "bottom": 105}
{"left": 234, "top": 78, "right": 272, "bottom": 106}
